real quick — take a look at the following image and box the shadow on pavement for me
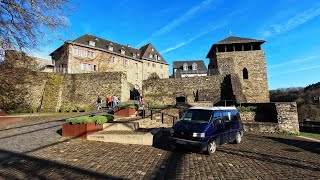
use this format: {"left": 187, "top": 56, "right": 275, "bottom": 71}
{"left": 265, "top": 136, "right": 320, "bottom": 155}
{"left": 0, "top": 149, "right": 123, "bottom": 179}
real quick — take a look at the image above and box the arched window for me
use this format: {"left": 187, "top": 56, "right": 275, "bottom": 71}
{"left": 243, "top": 68, "right": 248, "bottom": 79}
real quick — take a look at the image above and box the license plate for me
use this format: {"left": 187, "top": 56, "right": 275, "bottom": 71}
{"left": 176, "top": 139, "right": 187, "bottom": 144}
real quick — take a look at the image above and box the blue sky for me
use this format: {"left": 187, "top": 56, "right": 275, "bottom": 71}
{"left": 33, "top": 0, "right": 320, "bottom": 90}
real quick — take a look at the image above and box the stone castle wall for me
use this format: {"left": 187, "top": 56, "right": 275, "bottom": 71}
{"left": 0, "top": 72, "right": 130, "bottom": 112}
{"left": 143, "top": 76, "right": 225, "bottom": 105}
{"left": 216, "top": 50, "right": 270, "bottom": 103}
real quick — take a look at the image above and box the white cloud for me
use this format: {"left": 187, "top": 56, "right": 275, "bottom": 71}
{"left": 270, "top": 65, "right": 320, "bottom": 77}
{"left": 262, "top": 6, "right": 320, "bottom": 37}
{"left": 137, "top": 0, "right": 216, "bottom": 46}
{"left": 269, "top": 55, "right": 319, "bottom": 68}
{"left": 160, "top": 23, "right": 227, "bottom": 54}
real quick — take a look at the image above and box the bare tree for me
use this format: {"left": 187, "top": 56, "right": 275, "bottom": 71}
{"left": 0, "top": 0, "right": 73, "bottom": 51}
{"left": 148, "top": 72, "right": 160, "bottom": 80}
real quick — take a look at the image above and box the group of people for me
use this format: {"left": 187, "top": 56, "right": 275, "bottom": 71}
{"left": 96, "top": 95, "right": 120, "bottom": 110}
{"left": 96, "top": 95, "right": 145, "bottom": 110}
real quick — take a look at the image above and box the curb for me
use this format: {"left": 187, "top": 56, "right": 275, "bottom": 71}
{"left": 297, "top": 136, "right": 320, "bottom": 143}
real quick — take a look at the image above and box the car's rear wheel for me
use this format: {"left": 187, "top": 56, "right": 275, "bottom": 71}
{"left": 234, "top": 131, "right": 242, "bottom": 144}
{"left": 206, "top": 140, "right": 217, "bottom": 155}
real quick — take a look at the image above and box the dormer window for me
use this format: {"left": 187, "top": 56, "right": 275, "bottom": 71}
{"left": 149, "top": 54, "right": 153, "bottom": 59}
{"left": 158, "top": 56, "right": 161, "bottom": 60}
{"left": 192, "top": 63, "right": 197, "bottom": 70}
{"left": 183, "top": 63, "right": 188, "bottom": 71}
{"left": 108, "top": 46, "right": 113, "bottom": 51}
{"left": 121, "top": 49, "right": 125, "bottom": 55}
{"left": 89, "top": 41, "right": 95, "bottom": 46}
{"left": 154, "top": 54, "right": 158, "bottom": 60}
{"left": 133, "top": 53, "right": 137, "bottom": 58}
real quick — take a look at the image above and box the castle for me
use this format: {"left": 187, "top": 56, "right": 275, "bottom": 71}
{"left": 143, "top": 35, "right": 270, "bottom": 105}
{"left": 50, "top": 34, "right": 169, "bottom": 90}
{"left": 49, "top": 34, "right": 269, "bottom": 105}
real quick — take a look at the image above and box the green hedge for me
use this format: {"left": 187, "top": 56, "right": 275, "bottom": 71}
{"left": 66, "top": 115, "right": 114, "bottom": 125}
{"left": 116, "top": 104, "right": 138, "bottom": 110}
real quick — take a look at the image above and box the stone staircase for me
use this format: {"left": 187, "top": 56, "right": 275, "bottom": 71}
{"left": 87, "top": 118, "right": 163, "bottom": 145}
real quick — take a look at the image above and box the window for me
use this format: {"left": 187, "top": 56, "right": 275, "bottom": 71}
{"left": 161, "top": 74, "right": 163, "bottom": 78}
{"left": 160, "top": 65, "right": 163, "bottom": 69}
{"left": 89, "top": 41, "right": 95, "bottom": 46}
{"left": 135, "top": 73, "right": 138, "bottom": 79}
{"left": 183, "top": 63, "right": 188, "bottom": 71}
{"left": 94, "top": 65, "right": 96, "bottom": 71}
{"left": 158, "top": 56, "right": 161, "bottom": 61}
{"left": 151, "top": 48, "right": 154, "bottom": 51}
{"left": 133, "top": 53, "right": 136, "bottom": 58}
{"left": 149, "top": 54, "right": 153, "bottom": 59}
{"left": 148, "top": 62, "right": 150, "bottom": 66}
{"left": 73, "top": 48, "right": 94, "bottom": 59}
{"left": 152, "top": 63, "right": 156, "bottom": 68}
{"left": 80, "top": 64, "right": 84, "bottom": 70}
{"left": 222, "top": 111, "right": 232, "bottom": 123}
{"left": 154, "top": 54, "right": 158, "bottom": 60}
{"left": 243, "top": 68, "right": 248, "bottom": 79}
{"left": 135, "top": 63, "right": 138, "bottom": 68}
{"left": 111, "top": 57, "right": 115, "bottom": 63}
{"left": 108, "top": 46, "right": 113, "bottom": 51}
{"left": 121, "top": 49, "right": 125, "bottom": 55}
{"left": 123, "top": 60, "right": 128, "bottom": 66}
{"left": 73, "top": 48, "right": 78, "bottom": 55}
{"left": 192, "top": 63, "right": 197, "bottom": 70}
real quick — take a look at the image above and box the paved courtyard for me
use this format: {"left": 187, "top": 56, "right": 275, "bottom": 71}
{"left": 0, "top": 115, "right": 319, "bottom": 179}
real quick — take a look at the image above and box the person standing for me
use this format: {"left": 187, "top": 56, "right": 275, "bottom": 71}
{"left": 112, "top": 95, "right": 118, "bottom": 108}
{"left": 107, "top": 96, "right": 113, "bottom": 109}
{"left": 97, "top": 96, "right": 102, "bottom": 110}
{"left": 140, "top": 96, "right": 145, "bottom": 108}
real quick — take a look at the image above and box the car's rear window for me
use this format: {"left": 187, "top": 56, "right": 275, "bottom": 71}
{"left": 181, "top": 109, "right": 213, "bottom": 123}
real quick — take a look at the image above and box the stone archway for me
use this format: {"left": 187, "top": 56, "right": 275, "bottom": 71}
{"left": 176, "top": 96, "right": 186, "bottom": 103}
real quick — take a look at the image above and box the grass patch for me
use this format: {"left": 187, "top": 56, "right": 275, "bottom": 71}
{"left": 66, "top": 115, "right": 114, "bottom": 125}
{"left": 298, "top": 132, "right": 320, "bottom": 139}
{"left": 236, "top": 106, "right": 257, "bottom": 112}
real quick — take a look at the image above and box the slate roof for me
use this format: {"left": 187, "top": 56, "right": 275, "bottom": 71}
{"left": 173, "top": 60, "right": 208, "bottom": 74}
{"left": 51, "top": 34, "right": 168, "bottom": 64}
{"left": 206, "top": 36, "right": 265, "bottom": 58}
{"left": 214, "top": 36, "right": 265, "bottom": 45}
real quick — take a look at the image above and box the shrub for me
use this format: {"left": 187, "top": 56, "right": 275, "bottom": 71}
{"left": 116, "top": 104, "right": 138, "bottom": 110}
{"left": 65, "top": 106, "right": 75, "bottom": 113}
{"left": 66, "top": 116, "right": 93, "bottom": 124}
{"left": 59, "top": 106, "right": 66, "bottom": 113}
{"left": 66, "top": 115, "right": 114, "bottom": 125}
{"left": 77, "top": 105, "right": 92, "bottom": 112}
{"left": 91, "top": 115, "right": 114, "bottom": 125}
{"left": 236, "top": 106, "right": 257, "bottom": 112}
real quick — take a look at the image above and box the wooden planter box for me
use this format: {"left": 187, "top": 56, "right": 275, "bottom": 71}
{"left": 0, "top": 111, "right": 5, "bottom": 116}
{"left": 62, "top": 123, "right": 102, "bottom": 139}
{"left": 114, "top": 108, "right": 136, "bottom": 117}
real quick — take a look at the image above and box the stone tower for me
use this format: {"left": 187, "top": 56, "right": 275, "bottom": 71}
{"left": 206, "top": 36, "right": 270, "bottom": 103}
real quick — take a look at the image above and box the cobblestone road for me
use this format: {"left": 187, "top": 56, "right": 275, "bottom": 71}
{"left": 0, "top": 115, "right": 319, "bottom": 179}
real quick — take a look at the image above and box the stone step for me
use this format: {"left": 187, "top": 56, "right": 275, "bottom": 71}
{"left": 87, "top": 129, "right": 162, "bottom": 146}
{"left": 103, "top": 122, "right": 139, "bottom": 131}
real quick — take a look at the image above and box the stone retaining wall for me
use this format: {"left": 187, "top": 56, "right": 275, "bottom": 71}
{"left": 0, "top": 72, "right": 130, "bottom": 112}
